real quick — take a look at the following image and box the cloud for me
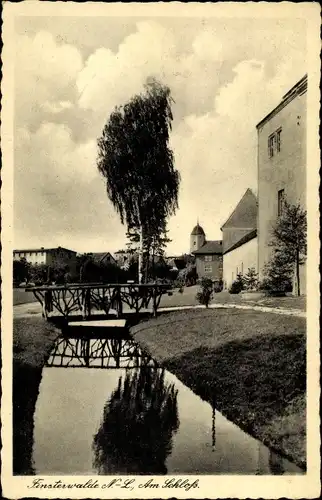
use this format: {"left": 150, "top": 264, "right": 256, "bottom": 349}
{"left": 13, "top": 18, "right": 307, "bottom": 255}
{"left": 14, "top": 122, "right": 127, "bottom": 252}
{"left": 41, "top": 101, "right": 73, "bottom": 114}
{"left": 15, "top": 31, "right": 83, "bottom": 129}
{"left": 76, "top": 20, "right": 224, "bottom": 131}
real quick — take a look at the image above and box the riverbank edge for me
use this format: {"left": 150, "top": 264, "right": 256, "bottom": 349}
{"left": 13, "top": 317, "right": 62, "bottom": 474}
{"left": 131, "top": 308, "right": 306, "bottom": 470}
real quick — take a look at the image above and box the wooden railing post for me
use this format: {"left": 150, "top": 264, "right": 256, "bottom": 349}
{"left": 152, "top": 287, "right": 158, "bottom": 317}
{"left": 116, "top": 287, "right": 123, "bottom": 318}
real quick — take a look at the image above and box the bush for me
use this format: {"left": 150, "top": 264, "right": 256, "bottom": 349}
{"left": 229, "top": 273, "right": 244, "bottom": 294}
{"left": 259, "top": 250, "right": 293, "bottom": 296}
{"left": 196, "top": 277, "right": 213, "bottom": 307}
{"left": 213, "top": 279, "right": 223, "bottom": 293}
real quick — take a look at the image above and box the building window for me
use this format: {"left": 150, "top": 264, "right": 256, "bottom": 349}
{"left": 278, "top": 189, "right": 285, "bottom": 216}
{"left": 204, "top": 255, "right": 212, "bottom": 262}
{"left": 204, "top": 265, "right": 212, "bottom": 273}
{"left": 268, "top": 128, "right": 282, "bottom": 158}
{"left": 276, "top": 128, "right": 282, "bottom": 152}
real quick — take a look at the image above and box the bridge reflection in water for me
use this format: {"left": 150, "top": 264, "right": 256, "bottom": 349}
{"left": 46, "top": 331, "right": 157, "bottom": 369}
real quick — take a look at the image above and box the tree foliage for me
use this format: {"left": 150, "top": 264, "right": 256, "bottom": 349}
{"left": 270, "top": 201, "right": 307, "bottom": 261}
{"left": 242, "top": 267, "right": 259, "bottom": 291}
{"left": 97, "top": 78, "right": 180, "bottom": 282}
{"left": 259, "top": 249, "right": 293, "bottom": 294}
{"left": 13, "top": 258, "right": 30, "bottom": 284}
{"left": 266, "top": 201, "right": 307, "bottom": 296}
{"left": 196, "top": 277, "right": 213, "bottom": 307}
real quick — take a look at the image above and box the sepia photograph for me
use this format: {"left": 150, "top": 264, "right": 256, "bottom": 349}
{"left": 1, "top": 2, "right": 320, "bottom": 499}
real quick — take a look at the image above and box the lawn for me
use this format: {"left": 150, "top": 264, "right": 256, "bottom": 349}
{"left": 13, "top": 288, "right": 39, "bottom": 306}
{"left": 132, "top": 308, "right": 306, "bottom": 468}
{"left": 160, "top": 285, "right": 306, "bottom": 311}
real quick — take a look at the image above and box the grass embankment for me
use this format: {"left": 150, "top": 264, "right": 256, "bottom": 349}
{"left": 132, "top": 308, "right": 306, "bottom": 469}
{"left": 13, "top": 317, "right": 60, "bottom": 474}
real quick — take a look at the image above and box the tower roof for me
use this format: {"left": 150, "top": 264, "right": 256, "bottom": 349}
{"left": 191, "top": 223, "right": 205, "bottom": 236}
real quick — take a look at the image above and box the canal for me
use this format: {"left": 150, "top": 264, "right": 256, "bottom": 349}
{"left": 17, "top": 322, "right": 303, "bottom": 475}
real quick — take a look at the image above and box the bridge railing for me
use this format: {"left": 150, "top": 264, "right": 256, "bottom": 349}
{"left": 25, "top": 283, "right": 171, "bottom": 320}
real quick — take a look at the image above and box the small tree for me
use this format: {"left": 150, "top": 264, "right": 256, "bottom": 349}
{"left": 259, "top": 249, "right": 293, "bottom": 295}
{"left": 229, "top": 273, "right": 244, "bottom": 294}
{"left": 243, "top": 267, "right": 258, "bottom": 291}
{"left": 269, "top": 201, "right": 307, "bottom": 296}
{"left": 196, "top": 277, "right": 213, "bottom": 308}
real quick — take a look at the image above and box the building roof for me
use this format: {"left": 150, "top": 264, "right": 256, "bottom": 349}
{"left": 221, "top": 189, "right": 257, "bottom": 230}
{"left": 191, "top": 223, "right": 205, "bottom": 236}
{"left": 13, "top": 246, "right": 76, "bottom": 254}
{"left": 223, "top": 229, "right": 257, "bottom": 255}
{"left": 256, "top": 74, "right": 307, "bottom": 129}
{"left": 86, "top": 252, "right": 116, "bottom": 264}
{"left": 192, "top": 240, "right": 223, "bottom": 255}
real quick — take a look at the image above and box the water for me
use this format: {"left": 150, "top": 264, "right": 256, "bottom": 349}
{"left": 30, "top": 327, "right": 303, "bottom": 475}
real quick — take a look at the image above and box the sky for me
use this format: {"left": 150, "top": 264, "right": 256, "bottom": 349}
{"left": 13, "top": 13, "right": 307, "bottom": 255}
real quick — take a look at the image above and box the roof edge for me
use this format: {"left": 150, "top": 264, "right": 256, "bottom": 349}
{"left": 256, "top": 74, "right": 307, "bottom": 130}
{"left": 220, "top": 188, "right": 257, "bottom": 230}
{"left": 223, "top": 229, "right": 257, "bottom": 255}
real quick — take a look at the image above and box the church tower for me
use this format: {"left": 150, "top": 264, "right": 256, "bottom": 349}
{"left": 190, "top": 222, "right": 206, "bottom": 253}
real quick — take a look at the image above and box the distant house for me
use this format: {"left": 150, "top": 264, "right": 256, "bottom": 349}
{"left": 221, "top": 189, "right": 258, "bottom": 290}
{"left": 165, "top": 255, "right": 188, "bottom": 270}
{"left": 114, "top": 250, "right": 138, "bottom": 268}
{"left": 190, "top": 223, "right": 223, "bottom": 282}
{"left": 256, "top": 74, "right": 307, "bottom": 295}
{"left": 13, "top": 246, "right": 77, "bottom": 274}
{"left": 85, "top": 252, "right": 117, "bottom": 266}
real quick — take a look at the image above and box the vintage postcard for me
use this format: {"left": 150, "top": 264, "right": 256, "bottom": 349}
{"left": 1, "top": 1, "right": 320, "bottom": 499}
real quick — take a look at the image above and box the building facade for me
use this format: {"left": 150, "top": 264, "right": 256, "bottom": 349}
{"left": 221, "top": 189, "right": 258, "bottom": 290}
{"left": 13, "top": 247, "right": 77, "bottom": 273}
{"left": 191, "top": 223, "right": 223, "bottom": 282}
{"left": 86, "top": 252, "right": 117, "bottom": 266}
{"left": 256, "top": 75, "right": 307, "bottom": 294}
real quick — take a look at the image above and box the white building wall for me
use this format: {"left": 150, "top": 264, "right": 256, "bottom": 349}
{"left": 13, "top": 251, "right": 47, "bottom": 265}
{"left": 223, "top": 237, "right": 258, "bottom": 290}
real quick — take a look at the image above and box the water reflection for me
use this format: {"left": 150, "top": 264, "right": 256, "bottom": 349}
{"left": 22, "top": 328, "right": 305, "bottom": 476}
{"left": 46, "top": 332, "right": 157, "bottom": 369}
{"left": 93, "top": 367, "right": 179, "bottom": 474}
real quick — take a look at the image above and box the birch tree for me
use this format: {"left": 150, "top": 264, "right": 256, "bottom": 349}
{"left": 97, "top": 79, "right": 180, "bottom": 282}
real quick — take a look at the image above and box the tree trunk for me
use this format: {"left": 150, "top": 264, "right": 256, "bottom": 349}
{"left": 152, "top": 239, "right": 155, "bottom": 281}
{"left": 138, "top": 225, "right": 143, "bottom": 284}
{"left": 144, "top": 243, "right": 151, "bottom": 284}
{"left": 296, "top": 248, "right": 300, "bottom": 297}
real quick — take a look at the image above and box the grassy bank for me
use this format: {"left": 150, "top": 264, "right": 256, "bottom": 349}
{"left": 13, "top": 317, "right": 60, "bottom": 474}
{"left": 132, "top": 308, "right": 306, "bottom": 468}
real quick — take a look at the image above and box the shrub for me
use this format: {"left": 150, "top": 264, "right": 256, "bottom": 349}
{"left": 213, "top": 279, "right": 223, "bottom": 293}
{"left": 229, "top": 273, "right": 244, "bottom": 294}
{"left": 259, "top": 250, "right": 293, "bottom": 295}
{"left": 196, "top": 277, "right": 213, "bottom": 307}
{"left": 243, "top": 267, "right": 259, "bottom": 291}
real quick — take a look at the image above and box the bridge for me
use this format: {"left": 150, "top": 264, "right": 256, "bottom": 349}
{"left": 25, "top": 283, "right": 171, "bottom": 320}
